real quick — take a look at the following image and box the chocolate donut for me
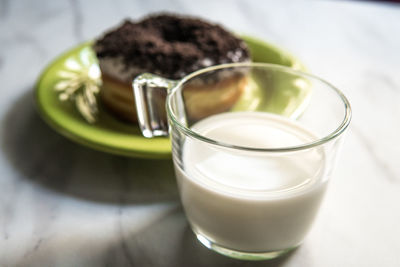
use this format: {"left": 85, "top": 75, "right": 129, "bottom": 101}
{"left": 94, "top": 13, "right": 251, "bottom": 123}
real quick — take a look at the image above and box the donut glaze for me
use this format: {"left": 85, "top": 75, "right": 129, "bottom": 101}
{"left": 94, "top": 13, "right": 251, "bottom": 82}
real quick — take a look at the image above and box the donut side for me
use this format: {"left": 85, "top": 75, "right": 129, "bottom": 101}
{"left": 100, "top": 73, "right": 138, "bottom": 122}
{"left": 183, "top": 75, "right": 249, "bottom": 121}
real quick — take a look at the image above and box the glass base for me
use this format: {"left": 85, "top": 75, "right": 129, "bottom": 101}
{"left": 196, "top": 233, "right": 297, "bottom": 261}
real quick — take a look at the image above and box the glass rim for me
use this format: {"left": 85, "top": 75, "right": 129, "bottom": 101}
{"left": 166, "top": 62, "right": 352, "bottom": 152}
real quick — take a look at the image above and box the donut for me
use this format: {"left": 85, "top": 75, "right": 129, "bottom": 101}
{"left": 94, "top": 13, "right": 251, "bottom": 123}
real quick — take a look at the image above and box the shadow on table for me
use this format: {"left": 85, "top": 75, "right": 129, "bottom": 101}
{"left": 102, "top": 208, "right": 297, "bottom": 267}
{"left": 15, "top": 206, "right": 296, "bottom": 267}
{"left": 1, "top": 90, "right": 179, "bottom": 204}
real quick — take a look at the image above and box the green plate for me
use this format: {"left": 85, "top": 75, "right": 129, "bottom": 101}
{"left": 35, "top": 36, "right": 306, "bottom": 159}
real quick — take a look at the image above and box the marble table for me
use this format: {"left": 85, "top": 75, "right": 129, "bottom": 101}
{"left": 1, "top": 0, "right": 400, "bottom": 266}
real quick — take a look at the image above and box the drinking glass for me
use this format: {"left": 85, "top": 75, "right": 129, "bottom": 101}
{"left": 133, "top": 63, "right": 351, "bottom": 260}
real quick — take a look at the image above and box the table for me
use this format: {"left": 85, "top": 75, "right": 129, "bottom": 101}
{"left": 1, "top": 0, "right": 399, "bottom": 266}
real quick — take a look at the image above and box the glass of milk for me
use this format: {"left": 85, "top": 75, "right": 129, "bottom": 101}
{"left": 133, "top": 63, "right": 351, "bottom": 260}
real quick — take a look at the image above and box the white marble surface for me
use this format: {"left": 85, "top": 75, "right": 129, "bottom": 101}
{"left": 0, "top": 0, "right": 400, "bottom": 266}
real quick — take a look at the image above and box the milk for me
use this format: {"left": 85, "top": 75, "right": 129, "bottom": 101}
{"left": 173, "top": 112, "right": 328, "bottom": 252}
